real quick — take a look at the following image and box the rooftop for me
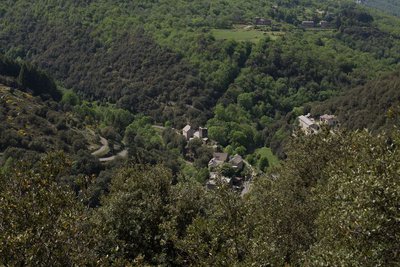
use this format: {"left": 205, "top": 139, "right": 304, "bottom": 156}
{"left": 183, "top": 124, "right": 192, "bottom": 132}
{"left": 298, "top": 115, "right": 315, "bottom": 126}
{"left": 320, "top": 114, "right": 336, "bottom": 120}
{"left": 230, "top": 154, "right": 243, "bottom": 165}
{"left": 213, "top": 152, "right": 228, "bottom": 162}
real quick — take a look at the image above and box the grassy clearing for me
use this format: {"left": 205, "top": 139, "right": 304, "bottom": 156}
{"left": 255, "top": 147, "right": 280, "bottom": 167}
{"left": 211, "top": 28, "right": 283, "bottom": 43}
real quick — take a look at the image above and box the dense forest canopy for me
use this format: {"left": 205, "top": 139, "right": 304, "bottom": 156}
{"left": 364, "top": 0, "right": 400, "bottom": 17}
{"left": 1, "top": 0, "right": 400, "bottom": 265}
{"left": 312, "top": 69, "right": 400, "bottom": 131}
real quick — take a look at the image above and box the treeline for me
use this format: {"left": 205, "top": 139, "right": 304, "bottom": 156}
{"left": 0, "top": 55, "right": 61, "bottom": 100}
{"left": 1, "top": 129, "right": 399, "bottom": 266}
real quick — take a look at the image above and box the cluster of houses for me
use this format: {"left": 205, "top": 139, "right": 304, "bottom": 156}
{"left": 298, "top": 113, "right": 338, "bottom": 135}
{"left": 181, "top": 125, "right": 248, "bottom": 191}
{"left": 206, "top": 152, "right": 245, "bottom": 190}
{"left": 208, "top": 152, "right": 244, "bottom": 169}
{"left": 253, "top": 16, "right": 331, "bottom": 29}
{"left": 182, "top": 125, "right": 208, "bottom": 142}
{"left": 301, "top": 20, "right": 330, "bottom": 28}
{"left": 254, "top": 18, "right": 330, "bottom": 29}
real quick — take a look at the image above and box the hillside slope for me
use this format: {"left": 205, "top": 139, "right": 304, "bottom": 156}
{"left": 0, "top": 84, "right": 89, "bottom": 159}
{"left": 1, "top": 0, "right": 400, "bottom": 157}
{"left": 0, "top": 0, "right": 386, "bottom": 125}
{"left": 364, "top": 0, "right": 400, "bottom": 17}
{"left": 311, "top": 69, "right": 400, "bottom": 131}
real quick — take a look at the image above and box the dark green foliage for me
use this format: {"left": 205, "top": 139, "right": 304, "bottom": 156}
{"left": 246, "top": 129, "right": 400, "bottom": 266}
{"left": 0, "top": 56, "right": 61, "bottom": 100}
{"left": 61, "top": 91, "right": 79, "bottom": 107}
{"left": 304, "top": 131, "right": 400, "bottom": 266}
{"left": 0, "top": 54, "right": 20, "bottom": 77}
{"left": 18, "top": 63, "right": 61, "bottom": 100}
{"left": 2, "top": 131, "right": 400, "bottom": 265}
{"left": 71, "top": 150, "right": 102, "bottom": 176}
{"left": 0, "top": 9, "right": 213, "bottom": 125}
{"left": 258, "top": 156, "right": 269, "bottom": 171}
{"left": 365, "top": 0, "right": 400, "bottom": 17}
{"left": 123, "top": 116, "right": 182, "bottom": 174}
{"left": 92, "top": 165, "right": 175, "bottom": 265}
{"left": 312, "top": 69, "right": 400, "bottom": 131}
{"left": 162, "top": 127, "right": 186, "bottom": 154}
{"left": 0, "top": 153, "right": 98, "bottom": 266}
{"left": 1, "top": 1, "right": 400, "bottom": 265}
{"left": 219, "top": 163, "right": 236, "bottom": 177}
{"left": 0, "top": 84, "right": 87, "bottom": 156}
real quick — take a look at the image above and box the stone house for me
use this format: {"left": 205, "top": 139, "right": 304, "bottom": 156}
{"left": 208, "top": 152, "right": 229, "bottom": 168}
{"left": 298, "top": 114, "right": 320, "bottom": 134}
{"left": 319, "top": 20, "right": 329, "bottom": 28}
{"left": 229, "top": 154, "right": 244, "bottom": 170}
{"left": 320, "top": 114, "right": 338, "bottom": 127}
{"left": 182, "top": 125, "right": 195, "bottom": 140}
{"left": 193, "top": 127, "right": 208, "bottom": 139}
{"left": 301, "top": 21, "right": 315, "bottom": 28}
{"left": 255, "top": 17, "right": 272, "bottom": 26}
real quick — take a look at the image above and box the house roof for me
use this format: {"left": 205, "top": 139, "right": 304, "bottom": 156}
{"left": 213, "top": 152, "right": 228, "bottom": 162}
{"left": 230, "top": 154, "right": 243, "bottom": 165}
{"left": 298, "top": 115, "right": 315, "bottom": 126}
{"left": 183, "top": 124, "right": 192, "bottom": 132}
{"left": 320, "top": 114, "right": 336, "bottom": 120}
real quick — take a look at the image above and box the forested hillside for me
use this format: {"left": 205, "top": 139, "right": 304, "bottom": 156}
{"left": 2, "top": 0, "right": 400, "bottom": 156}
{"left": 364, "top": 0, "right": 400, "bottom": 17}
{"left": 312, "top": 69, "right": 400, "bottom": 131}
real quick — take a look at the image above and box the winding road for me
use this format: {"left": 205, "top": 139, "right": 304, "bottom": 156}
{"left": 91, "top": 136, "right": 128, "bottom": 162}
{"left": 99, "top": 149, "right": 128, "bottom": 162}
{"left": 91, "top": 137, "right": 110, "bottom": 157}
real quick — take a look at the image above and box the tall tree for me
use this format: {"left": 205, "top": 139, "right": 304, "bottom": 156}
{"left": 0, "top": 152, "right": 97, "bottom": 266}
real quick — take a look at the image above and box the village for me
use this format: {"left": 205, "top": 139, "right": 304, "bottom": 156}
{"left": 180, "top": 113, "right": 338, "bottom": 193}
{"left": 254, "top": 16, "right": 331, "bottom": 29}
{"left": 181, "top": 124, "right": 252, "bottom": 192}
{"left": 297, "top": 113, "right": 339, "bottom": 135}
{"left": 249, "top": 2, "right": 335, "bottom": 31}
